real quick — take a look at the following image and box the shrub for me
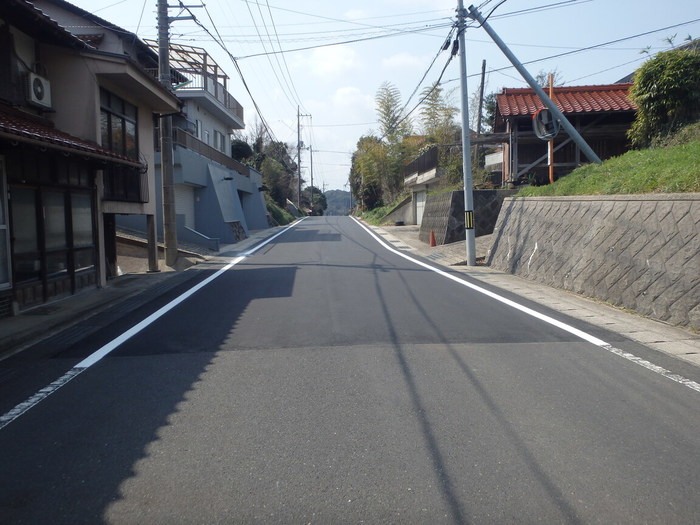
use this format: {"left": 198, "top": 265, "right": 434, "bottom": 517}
{"left": 628, "top": 48, "right": 700, "bottom": 147}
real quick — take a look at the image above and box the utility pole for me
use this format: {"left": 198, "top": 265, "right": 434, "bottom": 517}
{"left": 157, "top": 0, "right": 177, "bottom": 267}
{"left": 548, "top": 73, "right": 555, "bottom": 184}
{"left": 309, "top": 145, "right": 314, "bottom": 213}
{"left": 473, "top": 59, "right": 486, "bottom": 173}
{"left": 476, "top": 59, "right": 486, "bottom": 137}
{"left": 466, "top": 4, "right": 601, "bottom": 165}
{"left": 157, "top": 1, "right": 194, "bottom": 266}
{"left": 297, "top": 106, "right": 302, "bottom": 209}
{"left": 457, "top": 0, "right": 476, "bottom": 266}
{"left": 296, "top": 106, "right": 311, "bottom": 210}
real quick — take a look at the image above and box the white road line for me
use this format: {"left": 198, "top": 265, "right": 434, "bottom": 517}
{"left": 0, "top": 220, "right": 303, "bottom": 431}
{"left": 353, "top": 218, "right": 700, "bottom": 394}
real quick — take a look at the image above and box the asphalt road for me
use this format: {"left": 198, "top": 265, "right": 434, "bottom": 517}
{"left": 1, "top": 216, "right": 699, "bottom": 524}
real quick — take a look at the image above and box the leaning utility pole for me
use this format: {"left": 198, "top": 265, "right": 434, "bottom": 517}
{"left": 466, "top": 4, "right": 602, "bottom": 165}
{"left": 457, "top": 0, "right": 477, "bottom": 266}
{"left": 157, "top": 0, "right": 178, "bottom": 267}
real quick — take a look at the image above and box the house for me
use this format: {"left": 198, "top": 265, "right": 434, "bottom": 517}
{"left": 493, "top": 83, "right": 637, "bottom": 185}
{"left": 403, "top": 132, "right": 462, "bottom": 225}
{"left": 117, "top": 41, "right": 268, "bottom": 250}
{"left": 0, "top": 0, "right": 179, "bottom": 317}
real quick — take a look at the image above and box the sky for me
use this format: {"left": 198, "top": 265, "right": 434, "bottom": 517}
{"left": 64, "top": 0, "right": 700, "bottom": 191}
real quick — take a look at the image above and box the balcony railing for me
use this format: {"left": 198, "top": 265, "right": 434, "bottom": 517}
{"left": 145, "top": 68, "right": 244, "bottom": 123}
{"left": 103, "top": 166, "right": 149, "bottom": 202}
{"left": 174, "top": 128, "right": 249, "bottom": 176}
{"left": 404, "top": 146, "right": 439, "bottom": 177}
{"left": 177, "top": 73, "right": 244, "bottom": 122}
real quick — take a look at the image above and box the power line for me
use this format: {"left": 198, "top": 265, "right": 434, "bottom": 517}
{"left": 443, "top": 16, "right": 700, "bottom": 85}
{"left": 244, "top": 0, "right": 452, "bottom": 35}
{"left": 264, "top": 0, "right": 307, "bottom": 112}
{"left": 244, "top": 0, "right": 300, "bottom": 111}
{"left": 235, "top": 22, "right": 453, "bottom": 60}
{"left": 187, "top": 3, "right": 279, "bottom": 146}
{"left": 393, "top": 25, "right": 457, "bottom": 136}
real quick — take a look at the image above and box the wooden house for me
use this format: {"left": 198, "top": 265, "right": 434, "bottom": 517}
{"left": 492, "top": 83, "right": 637, "bottom": 185}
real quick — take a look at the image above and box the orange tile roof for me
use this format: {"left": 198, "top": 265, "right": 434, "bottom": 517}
{"left": 496, "top": 83, "right": 636, "bottom": 117}
{"left": 0, "top": 105, "right": 142, "bottom": 167}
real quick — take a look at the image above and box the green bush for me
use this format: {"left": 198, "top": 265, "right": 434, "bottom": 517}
{"left": 518, "top": 124, "right": 700, "bottom": 197}
{"left": 265, "top": 194, "right": 295, "bottom": 225}
{"left": 628, "top": 49, "right": 700, "bottom": 148}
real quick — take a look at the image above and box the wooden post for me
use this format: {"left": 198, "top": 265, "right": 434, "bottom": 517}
{"left": 548, "top": 73, "right": 555, "bottom": 184}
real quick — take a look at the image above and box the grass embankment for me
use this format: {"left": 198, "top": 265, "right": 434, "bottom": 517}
{"left": 357, "top": 194, "right": 411, "bottom": 225}
{"left": 518, "top": 122, "right": 700, "bottom": 197}
{"left": 265, "top": 194, "right": 296, "bottom": 225}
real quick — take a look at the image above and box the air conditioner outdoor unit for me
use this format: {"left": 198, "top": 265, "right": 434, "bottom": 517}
{"left": 27, "top": 73, "right": 52, "bottom": 109}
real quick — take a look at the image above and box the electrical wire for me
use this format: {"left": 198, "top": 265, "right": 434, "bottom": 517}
{"left": 187, "top": 3, "right": 279, "bottom": 145}
{"left": 264, "top": 0, "right": 307, "bottom": 112}
{"left": 244, "top": 0, "right": 300, "bottom": 111}
{"left": 244, "top": 0, "right": 451, "bottom": 37}
{"left": 443, "top": 17, "right": 700, "bottom": 84}
{"left": 395, "top": 25, "right": 457, "bottom": 133}
{"left": 235, "top": 22, "right": 453, "bottom": 60}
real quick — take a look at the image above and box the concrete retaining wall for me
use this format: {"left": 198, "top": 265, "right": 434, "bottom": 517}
{"left": 488, "top": 194, "right": 700, "bottom": 330}
{"left": 419, "top": 190, "right": 518, "bottom": 245}
{"left": 382, "top": 196, "right": 413, "bottom": 225}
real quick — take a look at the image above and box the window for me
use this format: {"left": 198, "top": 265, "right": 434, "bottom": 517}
{"left": 214, "top": 130, "right": 226, "bottom": 153}
{"left": 195, "top": 119, "right": 202, "bottom": 140}
{"left": 11, "top": 187, "right": 40, "bottom": 283}
{"left": 71, "top": 193, "right": 95, "bottom": 272}
{"left": 100, "top": 88, "right": 138, "bottom": 160}
{"left": 100, "top": 89, "right": 146, "bottom": 202}
{"left": 0, "top": 157, "right": 10, "bottom": 289}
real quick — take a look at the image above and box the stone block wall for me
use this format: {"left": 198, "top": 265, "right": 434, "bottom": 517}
{"left": 488, "top": 194, "right": 700, "bottom": 330}
{"left": 419, "top": 190, "right": 518, "bottom": 245}
{"left": 419, "top": 192, "right": 460, "bottom": 244}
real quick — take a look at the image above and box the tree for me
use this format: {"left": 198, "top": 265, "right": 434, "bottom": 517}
{"left": 535, "top": 68, "right": 564, "bottom": 87}
{"left": 301, "top": 186, "right": 327, "bottom": 215}
{"left": 420, "top": 82, "right": 459, "bottom": 141}
{"left": 482, "top": 92, "right": 497, "bottom": 133}
{"left": 260, "top": 156, "right": 294, "bottom": 208}
{"left": 349, "top": 135, "right": 386, "bottom": 210}
{"left": 628, "top": 48, "right": 700, "bottom": 147}
{"left": 375, "top": 81, "right": 412, "bottom": 142}
{"left": 230, "top": 139, "right": 253, "bottom": 161}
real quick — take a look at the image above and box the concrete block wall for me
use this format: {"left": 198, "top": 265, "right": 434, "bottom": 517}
{"left": 488, "top": 194, "right": 700, "bottom": 330}
{"left": 418, "top": 190, "right": 518, "bottom": 245}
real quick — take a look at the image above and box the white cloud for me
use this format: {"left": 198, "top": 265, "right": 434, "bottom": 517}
{"left": 381, "top": 52, "right": 428, "bottom": 70}
{"left": 297, "top": 45, "right": 361, "bottom": 78}
{"left": 332, "top": 86, "right": 374, "bottom": 110}
{"left": 343, "top": 9, "right": 368, "bottom": 20}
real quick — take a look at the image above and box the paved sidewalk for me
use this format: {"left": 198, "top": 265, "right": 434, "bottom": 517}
{"left": 373, "top": 223, "right": 700, "bottom": 369}
{"left": 0, "top": 228, "right": 284, "bottom": 361}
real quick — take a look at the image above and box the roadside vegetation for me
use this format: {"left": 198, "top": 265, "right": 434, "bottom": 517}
{"left": 264, "top": 194, "right": 295, "bottom": 225}
{"left": 520, "top": 47, "right": 700, "bottom": 197}
{"left": 518, "top": 122, "right": 700, "bottom": 196}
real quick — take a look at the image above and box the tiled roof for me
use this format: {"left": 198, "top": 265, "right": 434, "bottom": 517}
{"left": 0, "top": 0, "right": 89, "bottom": 50}
{"left": 0, "top": 105, "right": 143, "bottom": 167}
{"left": 496, "top": 83, "right": 636, "bottom": 117}
{"left": 76, "top": 33, "right": 104, "bottom": 48}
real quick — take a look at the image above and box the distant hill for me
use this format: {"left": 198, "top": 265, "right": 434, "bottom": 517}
{"left": 324, "top": 190, "right": 352, "bottom": 216}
